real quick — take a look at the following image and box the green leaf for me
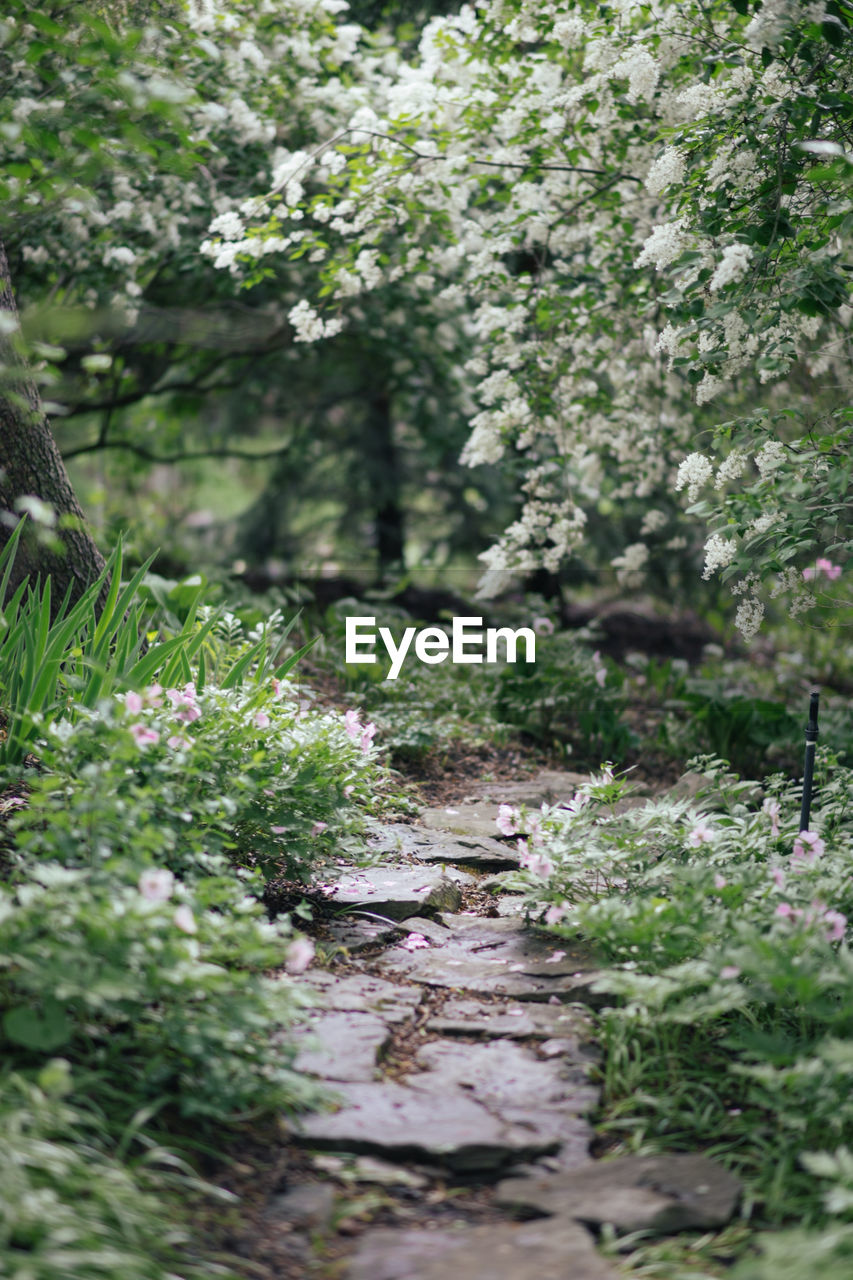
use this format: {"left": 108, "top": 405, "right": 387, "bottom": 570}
{"left": 4, "top": 999, "right": 73, "bottom": 1051}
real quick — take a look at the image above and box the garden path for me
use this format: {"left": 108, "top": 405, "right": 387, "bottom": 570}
{"left": 239, "top": 769, "right": 741, "bottom": 1279}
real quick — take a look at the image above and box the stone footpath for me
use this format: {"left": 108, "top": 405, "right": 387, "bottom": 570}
{"left": 278, "top": 771, "right": 741, "bottom": 1279}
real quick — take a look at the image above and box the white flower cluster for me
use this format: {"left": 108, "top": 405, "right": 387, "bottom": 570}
{"left": 645, "top": 146, "right": 685, "bottom": 196}
{"left": 634, "top": 218, "right": 687, "bottom": 271}
{"left": 754, "top": 440, "right": 787, "bottom": 475}
{"left": 675, "top": 452, "right": 713, "bottom": 501}
{"left": 734, "top": 594, "right": 765, "bottom": 640}
{"left": 612, "top": 46, "right": 660, "bottom": 104}
{"left": 702, "top": 532, "right": 737, "bottom": 580}
{"left": 287, "top": 299, "right": 344, "bottom": 342}
{"left": 611, "top": 541, "right": 649, "bottom": 588}
{"left": 714, "top": 449, "right": 748, "bottom": 487}
{"left": 709, "top": 243, "right": 753, "bottom": 292}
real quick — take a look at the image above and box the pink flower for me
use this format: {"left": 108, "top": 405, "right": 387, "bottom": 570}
{"left": 145, "top": 683, "right": 163, "bottom": 707}
{"left": 496, "top": 804, "right": 518, "bottom": 837}
{"left": 254, "top": 710, "right": 271, "bottom": 729}
{"left": 167, "top": 733, "right": 191, "bottom": 750}
{"left": 343, "top": 785, "right": 354, "bottom": 798}
{"left": 545, "top": 949, "right": 566, "bottom": 963}
{"left": 720, "top": 966, "right": 741, "bottom": 980}
{"left": 138, "top": 868, "right": 174, "bottom": 903}
{"left": 271, "top": 825, "right": 287, "bottom": 834}
{"left": 824, "top": 909, "right": 847, "bottom": 942}
{"left": 129, "top": 722, "right": 159, "bottom": 747}
{"left": 401, "top": 932, "right": 430, "bottom": 951}
{"left": 762, "top": 798, "right": 781, "bottom": 837}
{"left": 173, "top": 904, "right": 197, "bottom": 934}
{"left": 343, "top": 709, "right": 361, "bottom": 741}
{"left": 714, "top": 873, "right": 727, "bottom": 889}
{"left": 792, "top": 830, "right": 825, "bottom": 869}
{"left": 285, "top": 936, "right": 315, "bottom": 974}
{"left": 271, "top": 677, "right": 283, "bottom": 698}
{"left": 544, "top": 903, "right": 567, "bottom": 925}
{"left": 124, "top": 691, "right": 143, "bottom": 714}
{"left": 770, "top": 867, "right": 786, "bottom": 891}
{"left": 532, "top": 616, "right": 555, "bottom": 636}
{"left": 176, "top": 703, "right": 201, "bottom": 724}
{"left": 803, "top": 558, "right": 842, "bottom": 581}
{"left": 310, "top": 821, "right": 328, "bottom": 836}
{"left": 775, "top": 902, "right": 798, "bottom": 920}
{"left": 361, "top": 721, "right": 377, "bottom": 753}
{"left": 687, "top": 820, "right": 714, "bottom": 847}
{"left": 525, "top": 851, "right": 554, "bottom": 879}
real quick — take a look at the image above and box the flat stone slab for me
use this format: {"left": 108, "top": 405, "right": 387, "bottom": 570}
{"left": 319, "top": 863, "right": 472, "bottom": 920}
{"left": 293, "top": 1010, "right": 391, "bottom": 1082}
{"left": 347, "top": 1218, "right": 617, "bottom": 1280}
{"left": 293, "top": 1076, "right": 563, "bottom": 1172}
{"left": 324, "top": 917, "right": 400, "bottom": 953}
{"left": 378, "top": 914, "right": 606, "bottom": 1005}
{"left": 368, "top": 821, "right": 519, "bottom": 869}
{"left": 419, "top": 804, "right": 510, "bottom": 842}
{"left": 464, "top": 770, "right": 592, "bottom": 808}
{"left": 497, "top": 1153, "right": 742, "bottom": 1234}
{"left": 302, "top": 971, "right": 422, "bottom": 1024}
{"left": 426, "top": 997, "right": 596, "bottom": 1046}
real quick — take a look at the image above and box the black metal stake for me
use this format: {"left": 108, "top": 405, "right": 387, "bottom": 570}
{"left": 799, "top": 690, "right": 820, "bottom": 833}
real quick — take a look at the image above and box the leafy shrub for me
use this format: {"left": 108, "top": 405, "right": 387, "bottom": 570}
{"left": 498, "top": 752, "right": 853, "bottom": 1223}
{"left": 8, "top": 668, "right": 382, "bottom": 884}
{"left": 0, "top": 1061, "right": 226, "bottom": 1280}
{"left": 0, "top": 863, "right": 321, "bottom": 1127}
{"left": 494, "top": 631, "right": 634, "bottom": 762}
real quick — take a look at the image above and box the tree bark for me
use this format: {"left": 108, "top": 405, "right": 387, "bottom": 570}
{"left": 0, "top": 238, "right": 105, "bottom": 605}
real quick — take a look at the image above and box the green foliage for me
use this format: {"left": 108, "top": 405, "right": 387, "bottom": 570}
{"left": 0, "top": 864, "right": 319, "bottom": 1125}
{"left": 508, "top": 751, "right": 853, "bottom": 1226}
{"left": 494, "top": 631, "right": 635, "bottom": 763}
{"left": 0, "top": 1064, "right": 223, "bottom": 1280}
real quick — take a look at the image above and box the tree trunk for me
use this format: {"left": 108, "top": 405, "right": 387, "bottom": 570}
{"left": 0, "top": 238, "right": 105, "bottom": 605}
{"left": 368, "top": 391, "right": 405, "bottom": 582}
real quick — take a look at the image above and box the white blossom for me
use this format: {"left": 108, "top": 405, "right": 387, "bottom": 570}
{"left": 675, "top": 453, "right": 713, "bottom": 501}
{"left": 702, "top": 532, "right": 737, "bottom": 579}
{"left": 709, "top": 243, "right": 753, "bottom": 292}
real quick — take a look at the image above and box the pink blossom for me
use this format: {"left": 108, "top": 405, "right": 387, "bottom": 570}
{"left": 762, "top": 798, "right": 781, "bottom": 837}
{"left": 343, "top": 709, "right": 361, "bottom": 741}
{"left": 792, "top": 830, "right": 825, "bottom": 869}
{"left": 311, "top": 821, "right": 328, "bottom": 836}
{"left": 775, "top": 902, "right": 798, "bottom": 920}
{"left": 824, "top": 909, "right": 847, "bottom": 942}
{"left": 254, "top": 710, "right": 271, "bottom": 729}
{"left": 271, "top": 677, "right": 283, "bottom": 698}
{"left": 803, "top": 558, "right": 842, "bottom": 581}
{"left": 687, "top": 820, "right": 714, "bottom": 847}
{"left": 343, "top": 785, "right": 354, "bottom": 798}
{"left": 124, "top": 691, "right": 143, "bottom": 714}
{"left": 770, "top": 867, "right": 786, "bottom": 891}
{"left": 145, "top": 683, "right": 163, "bottom": 707}
{"left": 713, "top": 873, "right": 727, "bottom": 889}
{"left": 167, "top": 733, "right": 191, "bottom": 750}
{"left": 285, "top": 936, "right": 315, "bottom": 973}
{"left": 129, "top": 722, "right": 159, "bottom": 747}
{"left": 524, "top": 851, "right": 555, "bottom": 879}
{"left": 173, "top": 904, "right": 197, "bottom": 934}
{"left": 271, "top": 825, "right": 287, "bottom": 834}
{"left": 400, "top": 932, "right": 430, "bottom": 951}
{"left": 719, "top": 966, "right": 741, "bottom": 980}
{"left": 496, "top": 804, "right": 518, "bottom": 837}
{"left": 361, "top": 721, "right": 377, "bottom": 753}
{"left": 138, "top": 868, "right": 174, "bottom": 902}
{"left": 176, "top": 703, "right": 201, "bottom": 724}
{"left": 532, "top": 616, "right": 554, "bottom": 636}
{"left": 544, "top": 903, "right": 567, "bottom": 925}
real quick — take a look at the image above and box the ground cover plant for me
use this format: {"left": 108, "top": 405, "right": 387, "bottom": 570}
{"left": 495, "top": 751, "right": 853, "bottom": 1273}
{"left": 0, "top": 545, "right": 389, "bottom": 1279}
